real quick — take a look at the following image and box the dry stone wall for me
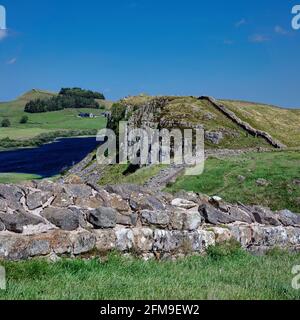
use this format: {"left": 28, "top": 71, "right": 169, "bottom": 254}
{"left": 0, "top": 181, "right": 299, "bottom": 261}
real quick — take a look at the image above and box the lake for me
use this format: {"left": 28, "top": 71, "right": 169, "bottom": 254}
{"left": 0, "top": 137, "right": 100, "bottom": 177}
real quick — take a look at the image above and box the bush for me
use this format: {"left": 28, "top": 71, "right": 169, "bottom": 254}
{"left": 20, "top": 115, "right": 29, "bottom": 124}
{"left": 1, "top": 118, "right": 11, "bottom": 127}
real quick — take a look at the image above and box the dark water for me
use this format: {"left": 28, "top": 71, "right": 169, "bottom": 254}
{"left": 0, "top": 137, "right": 100, "bottom": 177}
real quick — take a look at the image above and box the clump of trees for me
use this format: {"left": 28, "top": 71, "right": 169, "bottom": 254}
{"left": 59, "top": 88, "right": 105, "bottom": 100}
{"left": 24, "top": 87, "right": 105, "bottom": 113}
{"left": 1, "top": 118, "right": 11, "bottom": 127}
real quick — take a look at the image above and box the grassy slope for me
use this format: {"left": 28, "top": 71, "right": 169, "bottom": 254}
{"left": 0, "top": 173, "right": 42, "bottom": 184}
{"left": 0, "top": 90, "right": 107, "bottom": 140}
{"left": 167, "top": 151, "right": 300, "bottom": 212}
{"left": 221, "top": 99, "right": 300, "bottom": 147}
{"left": 122, "top": 95, "right": 270, "bottom": 149}
{"left": 1, "top": 249, "right": 300, "bottom": 300}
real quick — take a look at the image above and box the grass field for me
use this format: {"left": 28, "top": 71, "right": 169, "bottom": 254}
{"left": 167, "top": 151, "right": 300, "bottom": 212}
{"left": 0, "top": 90, "right": 107, "bottom": 141}
{"left": 0, "top": 173, "right": 42, "bottom": 184}
{"left": 0, "top": 247, "right": 300, "bottom": 300}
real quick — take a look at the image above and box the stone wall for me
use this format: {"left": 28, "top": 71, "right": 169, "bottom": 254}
{"left": 199, "top": 96, "right": 286, "bottom": 149}
{"left": 0, "top": 181, "right": 299, "bottom": 261}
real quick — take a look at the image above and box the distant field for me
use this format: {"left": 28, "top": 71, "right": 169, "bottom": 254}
{"left": 1, "top": 249, "right": 300, "bottom": 300}
{"left": 0, "top": 173, "right": 42, "bottom": 184}
{"left": 221, "top": 99, "right": 300, "bottom": 147}
{"left": 167, "top": 151, "right": 300, "bottom": 212}
{"left": 0, "top": 90, "right": 107, "bottom": 141}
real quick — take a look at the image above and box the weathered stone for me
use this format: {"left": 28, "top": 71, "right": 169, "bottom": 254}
{"left": 26, "top": 191, "right": 51, "bottom": 210}
{"left": 0, "top": 211, "right": 46, "bottom": 233}
{"left": 205, "top": 131, "right": 223, "bottom": 144}
{"left": 183, "top": 208, "right": 202, "bottom": 231}
{"left": 256, "top": 178, "right": 269, "bottom": 187}
{"left": 209, "top": 227, "right": 233, "bottom": 244}
{"left": 153, "top": 230, "right": 184, "bottom": 252}
{"left": 141, "top": 210, "right": 170, "bottom": 226}
{"left": 36, "top": 180, "right": 63, "bottom": 194}
{"left": 130, "top": 194, "right": 165, "bottom": 211}
{"left": 41, "top": 207, "right": 80, "bottom": 231}
{"left": 87, "top": 207, "right": 117, "bottom": 229}
{"left": 237, "top": 175, "right": 246, "bottom": 183}
{"left": 115, "top": 228, "right": 134, "bottom": 251}
{"left": 227, "top": 206, "right": 254, "bottom": 224}
{"left": 199, "top": 204, "right": 236, "bottom": 225}
{"left": 277, "top": 210, "right": 300, "bottom": 227}
{"left": 171, "top": 198, "right": 198, "bottom": 209}
{"left": 93, "top": 229, "right": 116, "bottom": 252}
{"left": 169, "top": 210, "right": 184, "bottom": 230}
{"left": 116, "top": 213, "right": 138, "bottom": 226}
{"left": 69, "top": 230, "right": 96, "bottom": 255}
{"left": 250, "top": 206, "right": 281, "bottom": 226}
{"left": 0, "top": 232, "right": 51, "bottom": 260}
{"left": 132, "top": 228, "right": 154, "bottom": 252}
{"left": 106, "top": 193, "right": 131, "bottom": 213}
{"left": 185, "top": 230, "right": 215, "bottom": 252}
{"left": 52, "top": 192, "right": 74, "bottom": 207}
{"left": 173, "top": 191, "right": 204, "bottom": 204}
{"left": 0, "top": 184, "right": 23, "bottom": 210}
{"left": 0, "top": 199, "right": 7, "bottom": 212}
{"left": 0, "top": 221, "right": 5, "bottom": 231}
{"left": 251, "top": 225, "right": 289, "bottom": 247}
{"left": 105, "top": 184, "right": 145, "bottom": 200}
{"left": 75, "top": 196, "right": 104, "bottom": 209}
{"left": 229, "top": 223, "right": 253, "bottom": 248}
{"left": 64, "top": 184, "right": 93, "bottom": 198}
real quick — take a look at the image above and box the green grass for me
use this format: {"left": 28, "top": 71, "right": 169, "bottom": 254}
{"left": 0, "top": 90, "right": 107, "bottom": 143}
{"left": 1, "top": 248, "right": 300, "bottom": 300}
{"left": 221, "top": 99, "right": 300, "bottom": 147}
{"left": 167, "top": 151, "right": 300, "bottom": 212}
{"left": 98, "top": 164, "right": 166, "bottom": 185}
{"left": 0, "top": 173, "right": 42, "bottom": 184}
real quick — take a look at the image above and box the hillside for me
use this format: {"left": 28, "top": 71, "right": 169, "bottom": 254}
{"left": 115, "top": 95, "right": 299, "bottom": 149}
{"left": 220, "top": 99, "right": 300, "bottom": 147}
{"left": 0, "top": 89, "right": 107, "bottom": 143}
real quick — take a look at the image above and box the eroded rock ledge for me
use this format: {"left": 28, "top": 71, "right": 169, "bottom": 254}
{"left": 0, "top": 181, "right": 299, "bottom": 261}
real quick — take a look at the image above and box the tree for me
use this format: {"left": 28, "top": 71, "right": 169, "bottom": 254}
{"left": 1, "top": 118, "right": 11, "bottom": 127}
{"left": 20, "top": 115, "right": 29, "bottom": 124}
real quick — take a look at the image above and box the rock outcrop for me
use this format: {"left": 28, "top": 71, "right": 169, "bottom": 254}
{"left": 0, "top": 181, "right": 299, "bottom": 261}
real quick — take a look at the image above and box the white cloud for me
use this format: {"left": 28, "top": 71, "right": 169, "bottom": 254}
{"left": 249, "top": 34, "right": 269, "bottom": 43}
{"left": 274, "top": 25, "right": 288, "bottom": 35}
{"left": 7, "top": 57, "right": 17, "bottom": 65}
{"left": 235, "top": 19, "right": 246, "bottom": 28}
{"left": 0, "top": 29, "right": 7, "bottom": 41}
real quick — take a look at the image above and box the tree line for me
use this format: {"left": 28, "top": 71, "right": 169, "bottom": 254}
{"left": 24, "top": 88, "right": 105, "bottom": 113}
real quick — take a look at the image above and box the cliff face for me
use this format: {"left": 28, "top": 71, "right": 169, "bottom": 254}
{"left": 0, "top": 180, "right": 300, "bottom": 261}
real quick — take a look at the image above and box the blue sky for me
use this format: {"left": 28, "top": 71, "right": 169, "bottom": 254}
{"left": 0, "top": 0, "right": 300, "bottom": 107}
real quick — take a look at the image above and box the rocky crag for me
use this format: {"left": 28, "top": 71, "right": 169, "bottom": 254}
{"left": 0, "top": 180, "right": 299, "bottom": 261}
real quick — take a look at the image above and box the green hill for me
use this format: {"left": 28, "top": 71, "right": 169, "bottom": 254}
{"left": 0, "top": 89, "right": 107, "bottom": 145}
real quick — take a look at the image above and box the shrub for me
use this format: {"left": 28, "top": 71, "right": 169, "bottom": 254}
{"left": 206, "top": 239, "right": 243, "bottom": 260}
{"left": 1, "top": 118, "right": 11, "bottom": 127}
{"left": 20, "top": 115, "right": 29, "bottom": 124}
